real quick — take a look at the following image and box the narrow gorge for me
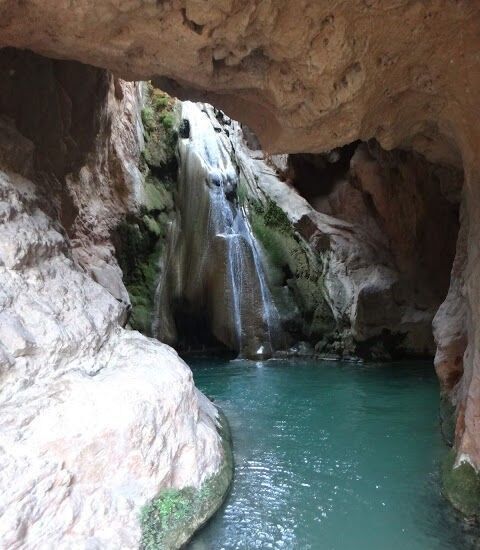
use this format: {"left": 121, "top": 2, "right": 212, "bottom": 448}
{"left": 0, "top": 2, "right": 479, "bottom": 549}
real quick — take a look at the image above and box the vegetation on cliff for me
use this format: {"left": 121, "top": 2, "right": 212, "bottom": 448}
{"left": 113, "top": 84, "right": 178, "bottom": 335}
{"left": 245, "top": 192, "right": 336, "bottom": 350}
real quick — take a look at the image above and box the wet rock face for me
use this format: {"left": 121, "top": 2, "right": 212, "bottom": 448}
{"left": 0, "top": 52, "right": 226, "bottom": 547}
{"left": 155, "top": 102, "right": 283, "bottom": 359}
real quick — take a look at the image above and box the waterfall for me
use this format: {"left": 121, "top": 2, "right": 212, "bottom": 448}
{"left": 153, "top": 101, "right": 282, "bottom": 358}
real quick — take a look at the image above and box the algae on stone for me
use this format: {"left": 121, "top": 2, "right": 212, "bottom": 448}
{"left": 439, "top": 394, "right": 457, "bottom": 447}
{"left": 141, "top": 85, "right": 179, "bottom": 173}
{"left": 248, "top": 197, "right": 335, "bottom": 344}
{"left": 140, "top": 411, "right": 233, "bottom": 550}
{"left": 442, "top": 449, "right": 480, "bottom": 519}
{"left": 113, "top": 217, "right": 164, "bottom": 335}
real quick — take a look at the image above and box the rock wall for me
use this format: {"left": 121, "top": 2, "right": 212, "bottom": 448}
{"left": 0, "top": 1, "right": 477, "bottom": 164}
{"left": 267, "top": 141, "right": 461, "bottom": 358}
{"left": 112, "top": 83, "right": 178, "bottom": 335}
{"left": 0, "top": 51, "right": 228, "bottom": 547}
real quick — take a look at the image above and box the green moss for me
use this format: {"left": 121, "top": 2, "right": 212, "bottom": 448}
{"left": 254, "top": 198, "right": 292, "bottom": 233}
{"left": 113, "top": 84, "right": 180, "bottom": 336}
{"left": 250, "top": 210, "right": 289, "bottom": 270}
{"left": 152, "top": 93, "right": 170, "bottom": 110}
{"left": 160, "top": 112, "right": 176, "bottom": 131}
{"left": 142, "top": 215, "right": 163, "bottom": 237}
{"left": 113, "top": 218, "right": 164, "bottom": 335}
{"left": 248, "top": 197, "right": 335, "bottom": 343}
{"left": 129, "top": 304, "right": 153, "bottom": 336}
{"left": 144, "top": 178, "right": 174, "bottom": 212}
{"left": 439, "top": 394, "right": 457, "bottom": 446}
{"left": 236, "top": 181, "right": 249, "bottom": 206}
{"left": 141, "top": 488, "right": 193, "bottom": 541}
{"left": 442, "top": 449, "right": 480, "bottom": 518}
{"left": 140, "top": 411, "right": 233, "bottom": 549}
{"left": 141, "top": 106, "right": 156, "bottom": 134}
{"left": 142, "top": 83, "right": 178, "bottom": 174}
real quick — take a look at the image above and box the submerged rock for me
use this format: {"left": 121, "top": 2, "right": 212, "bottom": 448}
{"left": 442, "top": 450, "right": 480, "bottom": 519}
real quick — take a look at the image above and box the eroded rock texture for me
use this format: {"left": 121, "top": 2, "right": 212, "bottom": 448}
{"left": 0, "top": 1, "right": 476, "bottom": 163}
{"left": 0, "top": 51, "right": 225, "bottom": 547}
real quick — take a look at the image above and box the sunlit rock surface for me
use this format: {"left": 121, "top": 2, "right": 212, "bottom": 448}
{"left": 0, "top": 170, "right": 223, "bottom": 548}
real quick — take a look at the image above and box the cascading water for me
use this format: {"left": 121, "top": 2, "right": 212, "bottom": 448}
{"left": 153, "top": 101, "right": 282, "bottom": 358}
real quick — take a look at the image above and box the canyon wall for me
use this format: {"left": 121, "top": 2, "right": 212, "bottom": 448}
{"left": 235, "top": 135, "right": 461, "bottom": 360}
{"left": 0, "top": 0, "right": 479, "bottom": 522}
{"left": 148, "top": 104, "right": 461, "bottom": 362}
{"left": 0, "top": 51, "right": 229, "bottom": 547}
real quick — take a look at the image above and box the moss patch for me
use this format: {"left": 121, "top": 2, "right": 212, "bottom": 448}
{"left": 113, "top": 83, "right": 178, "bottom": 335}
{"left": 442, "top": 449, "right": 480, "bottom": 519}
{"left": 261, "top": 198, "right": 292, "bottom": 234}
{"left": 249, "top": 199, "right": 335, "bottom": 342}
{"left": 140, "top": 411, "right": 233, "bottom": 549}
{"left": 439, "top": 394, "right": 457, "bottom": 447}
{"left": 141, "top": 85, "right": 178, "bottom": 175}
{"left": 113, "top": 217, "right": 164, "bottom": 335}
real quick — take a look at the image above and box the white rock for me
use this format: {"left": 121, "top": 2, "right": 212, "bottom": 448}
{"left": 0, "top": 170, "right": 224, "bottom": 548}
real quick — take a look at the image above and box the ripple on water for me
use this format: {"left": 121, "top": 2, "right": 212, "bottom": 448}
{"left": 188, "top": 358, "right": 480, "bottom": 550}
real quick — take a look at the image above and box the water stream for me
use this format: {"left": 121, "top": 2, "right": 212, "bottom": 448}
{"left": 154, "top": 102, "right": 281, "bottom": 357}
{"left": 188, "top": 358, "right": 478, "bottom": 550}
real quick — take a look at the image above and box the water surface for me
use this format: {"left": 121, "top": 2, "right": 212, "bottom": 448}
{"left": 188, "top": 358, "right": 477, "bottom": 550}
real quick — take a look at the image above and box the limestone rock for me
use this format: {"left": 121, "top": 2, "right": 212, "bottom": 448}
{"left": 0, "top": 1, "right": 476, "bottom": 167}
{"left": 236, "top": 128, "right": 455, "bottom": 359}
{"left": 0, "top": 168, "right": 224, "bottom": 549}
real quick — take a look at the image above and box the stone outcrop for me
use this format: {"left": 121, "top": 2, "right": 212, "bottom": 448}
{"left": 0, "top": 0, "right": 479, "bottom": 521}
{"left": 0, "top": 51, "right": 228, "bottom": 547}
{"left": 112, "top": 83, "right": 178, "bottom": 336}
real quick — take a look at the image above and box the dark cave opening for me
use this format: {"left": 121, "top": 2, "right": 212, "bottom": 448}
{"left": 284, "top": 141, "right": 360, "bottom": 203}
{"left": 172, "top": 299, "right": 234, "bottom": 356}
